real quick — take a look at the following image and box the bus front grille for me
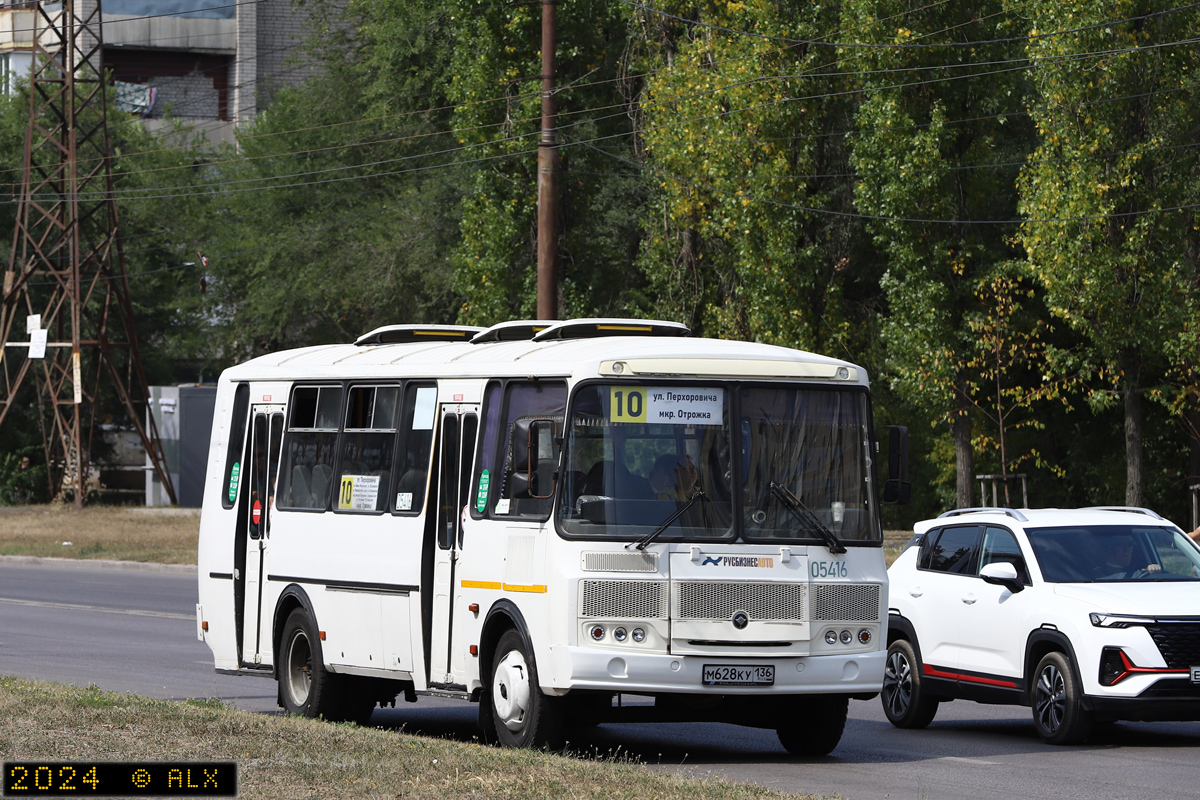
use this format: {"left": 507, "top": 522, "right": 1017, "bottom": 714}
{"left": 673, "top": 581, "right": 806, "bottom": 621}
{"left": 580, "top": 580, "right": 668, "bottom": 619}
{"left": 810, "top": 583, "right": 881, "bottom": 622}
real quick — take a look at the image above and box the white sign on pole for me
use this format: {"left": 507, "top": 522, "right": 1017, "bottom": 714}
{"left": 72, "top": 352, "right": 82, "bottom": 404}
{"left": 25, "top": 314, "right": 40, "bottom": 334}
{"left": 28, "top": 329, "right": 47, "bottom": 359}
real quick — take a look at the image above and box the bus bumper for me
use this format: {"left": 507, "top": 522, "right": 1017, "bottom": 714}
{"left": 547, "top": 645, "right": 885, "bottom": 695}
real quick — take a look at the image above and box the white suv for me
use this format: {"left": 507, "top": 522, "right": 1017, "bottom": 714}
{"left": 883, "top": 506, "right": 1200, "bottom": 744}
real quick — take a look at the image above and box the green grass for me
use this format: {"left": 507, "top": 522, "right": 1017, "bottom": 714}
{"left": 0, "top": 677, "right": 834, "bottom": 800}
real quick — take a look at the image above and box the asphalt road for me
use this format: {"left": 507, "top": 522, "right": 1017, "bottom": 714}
{"left": 3, "top": 557, "right": 1200, "bottom": 799}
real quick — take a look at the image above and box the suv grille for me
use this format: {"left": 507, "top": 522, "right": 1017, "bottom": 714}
{"left": 674, "top": 582, "right": 806, "bottom": 621}
{"left": 1146, "top": 622, "right": 1200, "bottom": 669}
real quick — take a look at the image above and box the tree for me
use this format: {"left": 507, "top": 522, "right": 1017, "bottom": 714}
{"left": 633, "top": 1, "right": 878, "bottom": 355}
{"left": 448, "top": 0, "right": 650, "bottom": 324}
{"left": 1014, "top": 0, "right": 1200, "bottom": 505}
{"left": 844, "top": 0, "right": 1036, "bottom": 508}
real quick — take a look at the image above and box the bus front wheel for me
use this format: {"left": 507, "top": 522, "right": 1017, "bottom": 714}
{"left": 279, "top": 607, "right": 342, "bottom": 720}
{"left": 489, "top": 629, "right": 564, "bottom": 749}
{"left": 776, "top": 694, "right": 848, "bottom": 756}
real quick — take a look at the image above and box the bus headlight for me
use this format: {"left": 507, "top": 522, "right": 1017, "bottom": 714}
{"left": 631, "top": 628, "right": 646, "bottom": 643}
{"left": 613, "top": 627, "right": 628, "bottom": 642}
{"left": 589, "top": 625, "right": 605, "bottom": 641}
{"left": 824, "top": 630, "right": 838, "bottom": 645}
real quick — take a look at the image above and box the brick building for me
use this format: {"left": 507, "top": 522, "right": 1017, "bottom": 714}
{"left": 0, "top": 0, "right": 322, "bottom": 142}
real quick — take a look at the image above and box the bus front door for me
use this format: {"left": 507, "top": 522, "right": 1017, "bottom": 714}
{"left": 427, "top": 405, "right": 478, "bottom": 687}
{"left": 236, "top": 405, "right": 283, "bottom": 668}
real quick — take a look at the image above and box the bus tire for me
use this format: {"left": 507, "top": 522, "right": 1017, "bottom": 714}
{"left": 279, "top": 607, "right": 343, "bottom": 720}
{"left": 490, "top": 629, "right": 565, "bottom": 749}
{"left": 776, "top": 695, "right": 848, "bottom": 756}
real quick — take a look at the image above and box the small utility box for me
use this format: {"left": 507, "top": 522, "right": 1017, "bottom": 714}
{"left": 146, "top": 384, "right": 217, "bottom": 507}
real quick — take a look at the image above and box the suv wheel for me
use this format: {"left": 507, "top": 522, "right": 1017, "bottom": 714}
{"left": 881, "top": 639, "right": 939, "bottom": 729}
{"left": 1032, "top": 651, "right": 1094, "bottom": 745}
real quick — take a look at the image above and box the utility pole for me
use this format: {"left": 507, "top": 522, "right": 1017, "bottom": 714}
{"left": 536, "top": 0, "right": 558, "bottom": 321}
{"left": 0, "top": 0, "right": 175, "bottom": 508}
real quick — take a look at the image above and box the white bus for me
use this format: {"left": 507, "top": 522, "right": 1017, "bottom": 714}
{"left": 197, "top": 318, "right": 904, "bottom": 754}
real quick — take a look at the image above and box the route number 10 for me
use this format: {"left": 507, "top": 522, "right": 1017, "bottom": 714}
{"left": 610, "top": 386, "right": 646, "bottom": 422}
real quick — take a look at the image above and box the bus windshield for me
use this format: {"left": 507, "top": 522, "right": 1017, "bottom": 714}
{"left": 557, "top": 382, "right": 880, "bottom": 544}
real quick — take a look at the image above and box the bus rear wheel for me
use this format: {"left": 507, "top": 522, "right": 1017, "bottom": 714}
{"left": 279, "top": 607, "right": 343, "bottom": 720}
{"left": 776, "top": 695, "right": 848, "bottom": 756}
{"left": 490, "top": 629, "right": 564, "bottom": 749}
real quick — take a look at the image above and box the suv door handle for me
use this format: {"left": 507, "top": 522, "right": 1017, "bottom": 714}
{"left": 962, "top": 594, "right": 976, "bottom": 605}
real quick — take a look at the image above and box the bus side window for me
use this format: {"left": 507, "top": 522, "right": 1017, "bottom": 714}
{"left": 496, "top": 382, "right": 567, "bottom": 520}
{"left": 392, "top": 383, "right": 437, "bottom": 515}
{"left": 277, "top": 385, "right": 343, "bottom": 512}
{"left": 336, "top": 385, "right": 400, "bottom": 514}
{"left": 221, "top": 383, "right": 250, "bottom": 509}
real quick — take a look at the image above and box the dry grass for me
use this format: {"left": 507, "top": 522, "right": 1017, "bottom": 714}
{"left": 0, "top": 505, "right": 199, "bottom": 564}
{"left": 0, "top": 677, "right": 834, "bottom": 800}
{"left": 0, "top": 505, "right": 910, "bottom": 568}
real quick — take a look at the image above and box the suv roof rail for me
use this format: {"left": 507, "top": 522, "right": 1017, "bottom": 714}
{"left": 937, "top": 507, "right": 1029, "bottom": 522}
{"left": 1084, "top": 506, "right": 1165, "bottom": 520}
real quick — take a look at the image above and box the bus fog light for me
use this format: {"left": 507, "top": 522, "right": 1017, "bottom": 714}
{"left": 858, "top": 629, "right": 871, "bottom": 645}
{"left": 589, "top": 625, "right": 606, "bottom": 641}
{"left": 840, "top": 630, "right": 853, "bottom": 645}
{"left": 631, "top": 627, "right": 645, "bottom": 643}
{"left": 824, "top": 630, "right": 838, "bottom": 645}
{"left": 613, "top": 627, "right": 628, "bottom": 642}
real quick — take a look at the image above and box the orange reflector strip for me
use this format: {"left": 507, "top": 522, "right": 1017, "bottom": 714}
{"left": 318, "top": 631, "right": 326, "bottom": 640}
{"left": 468, "top": 603, "right": 479, "bottom": 613}
{"left": 201, "top": 621, "right": 208, "bottom": 632}
{"left": 597, "top": 324, "right": 651, "bottom": 331}
{"left": 461, "top": 580, "right": 503, "bottom": 590}
{"left": 470, "top": 645, "right": 478, "bottom": 656}
{"left": 461, "top": 580, "right": 546, "bottom": 593}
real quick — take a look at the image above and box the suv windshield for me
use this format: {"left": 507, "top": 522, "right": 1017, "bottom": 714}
{"left": 1026, "top": 525, "right": 1200, "bottom": 583}
{"left": 556, "top": 382, "right": 880, "bottom": 545}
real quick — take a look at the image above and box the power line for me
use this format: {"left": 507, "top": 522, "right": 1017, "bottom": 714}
{"left": 571, "top": 134, "right": 1200, "bottom": 226}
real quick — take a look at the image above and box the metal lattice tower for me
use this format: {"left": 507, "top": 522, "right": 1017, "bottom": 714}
{"left": 0, "top": 0, "right": 175, "bottom": 508}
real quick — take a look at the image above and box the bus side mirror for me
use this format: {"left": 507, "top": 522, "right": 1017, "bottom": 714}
{"left": 510, "top": 418, "right": 558, "bottom": 500}
{"left": 882, "top": 425, "right": 911, "bottom": 505}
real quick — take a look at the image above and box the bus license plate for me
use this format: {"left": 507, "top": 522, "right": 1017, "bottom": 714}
{"left": 702, "top": 664, "right": 775, "bottom": 686}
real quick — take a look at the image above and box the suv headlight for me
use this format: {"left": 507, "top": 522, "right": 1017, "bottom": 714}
{"left": 1089, "top": 613, "right": 1154, "bottom": 628}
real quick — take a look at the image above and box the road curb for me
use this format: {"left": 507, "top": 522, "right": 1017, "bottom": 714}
{"left": 0, "top": 555, "right": 197, "bottom": 574}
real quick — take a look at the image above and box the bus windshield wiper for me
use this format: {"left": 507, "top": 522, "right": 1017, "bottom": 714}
{"left": 768, "top": 481, "right": 846, "bottom": 554}
{"left": 628, "top": 489, "right": 707, "bottom": 550}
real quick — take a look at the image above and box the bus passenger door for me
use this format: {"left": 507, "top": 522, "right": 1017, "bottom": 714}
{"left": 427, "top": 405, "right": 478, "bottom": 686}
{"left": 237, "top": 405, "right": 283, "bottom": 667}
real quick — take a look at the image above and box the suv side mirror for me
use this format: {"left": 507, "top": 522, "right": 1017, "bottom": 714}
{"left": 510, "top": 418, "right": 558, "bottom": 499}
{"left": 882, "top": 425, "right": 911, "bottom": 505}
{"left": 980, "top": 561, "right": 1024, "bottom": 593}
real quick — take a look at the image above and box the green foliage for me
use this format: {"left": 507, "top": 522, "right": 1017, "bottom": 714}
{"left": 448, "top": 0, "right": 650, "bottom": 324}
{"left": 0, "top": 449, "right": 47, "bottom": 506}
{"left": 634, "top": 1, "right": 879, "bottom": 355}
{"left": 1014, "top": 0, "right": 1200, "bottom": 502}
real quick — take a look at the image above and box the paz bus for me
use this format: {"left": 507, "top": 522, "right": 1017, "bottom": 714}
{"left": 196, "top": 318, "right": 905, "bottom": 754}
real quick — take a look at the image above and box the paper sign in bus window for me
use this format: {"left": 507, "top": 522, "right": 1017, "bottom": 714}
{"left": 412, "top": 387, "right": 437, "bottom": 430}
{"left": 338, "top": 474, "right": 380, "bottom": 511}
{"left": 610, "top": 386, "right": 724, "bottom": 425}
